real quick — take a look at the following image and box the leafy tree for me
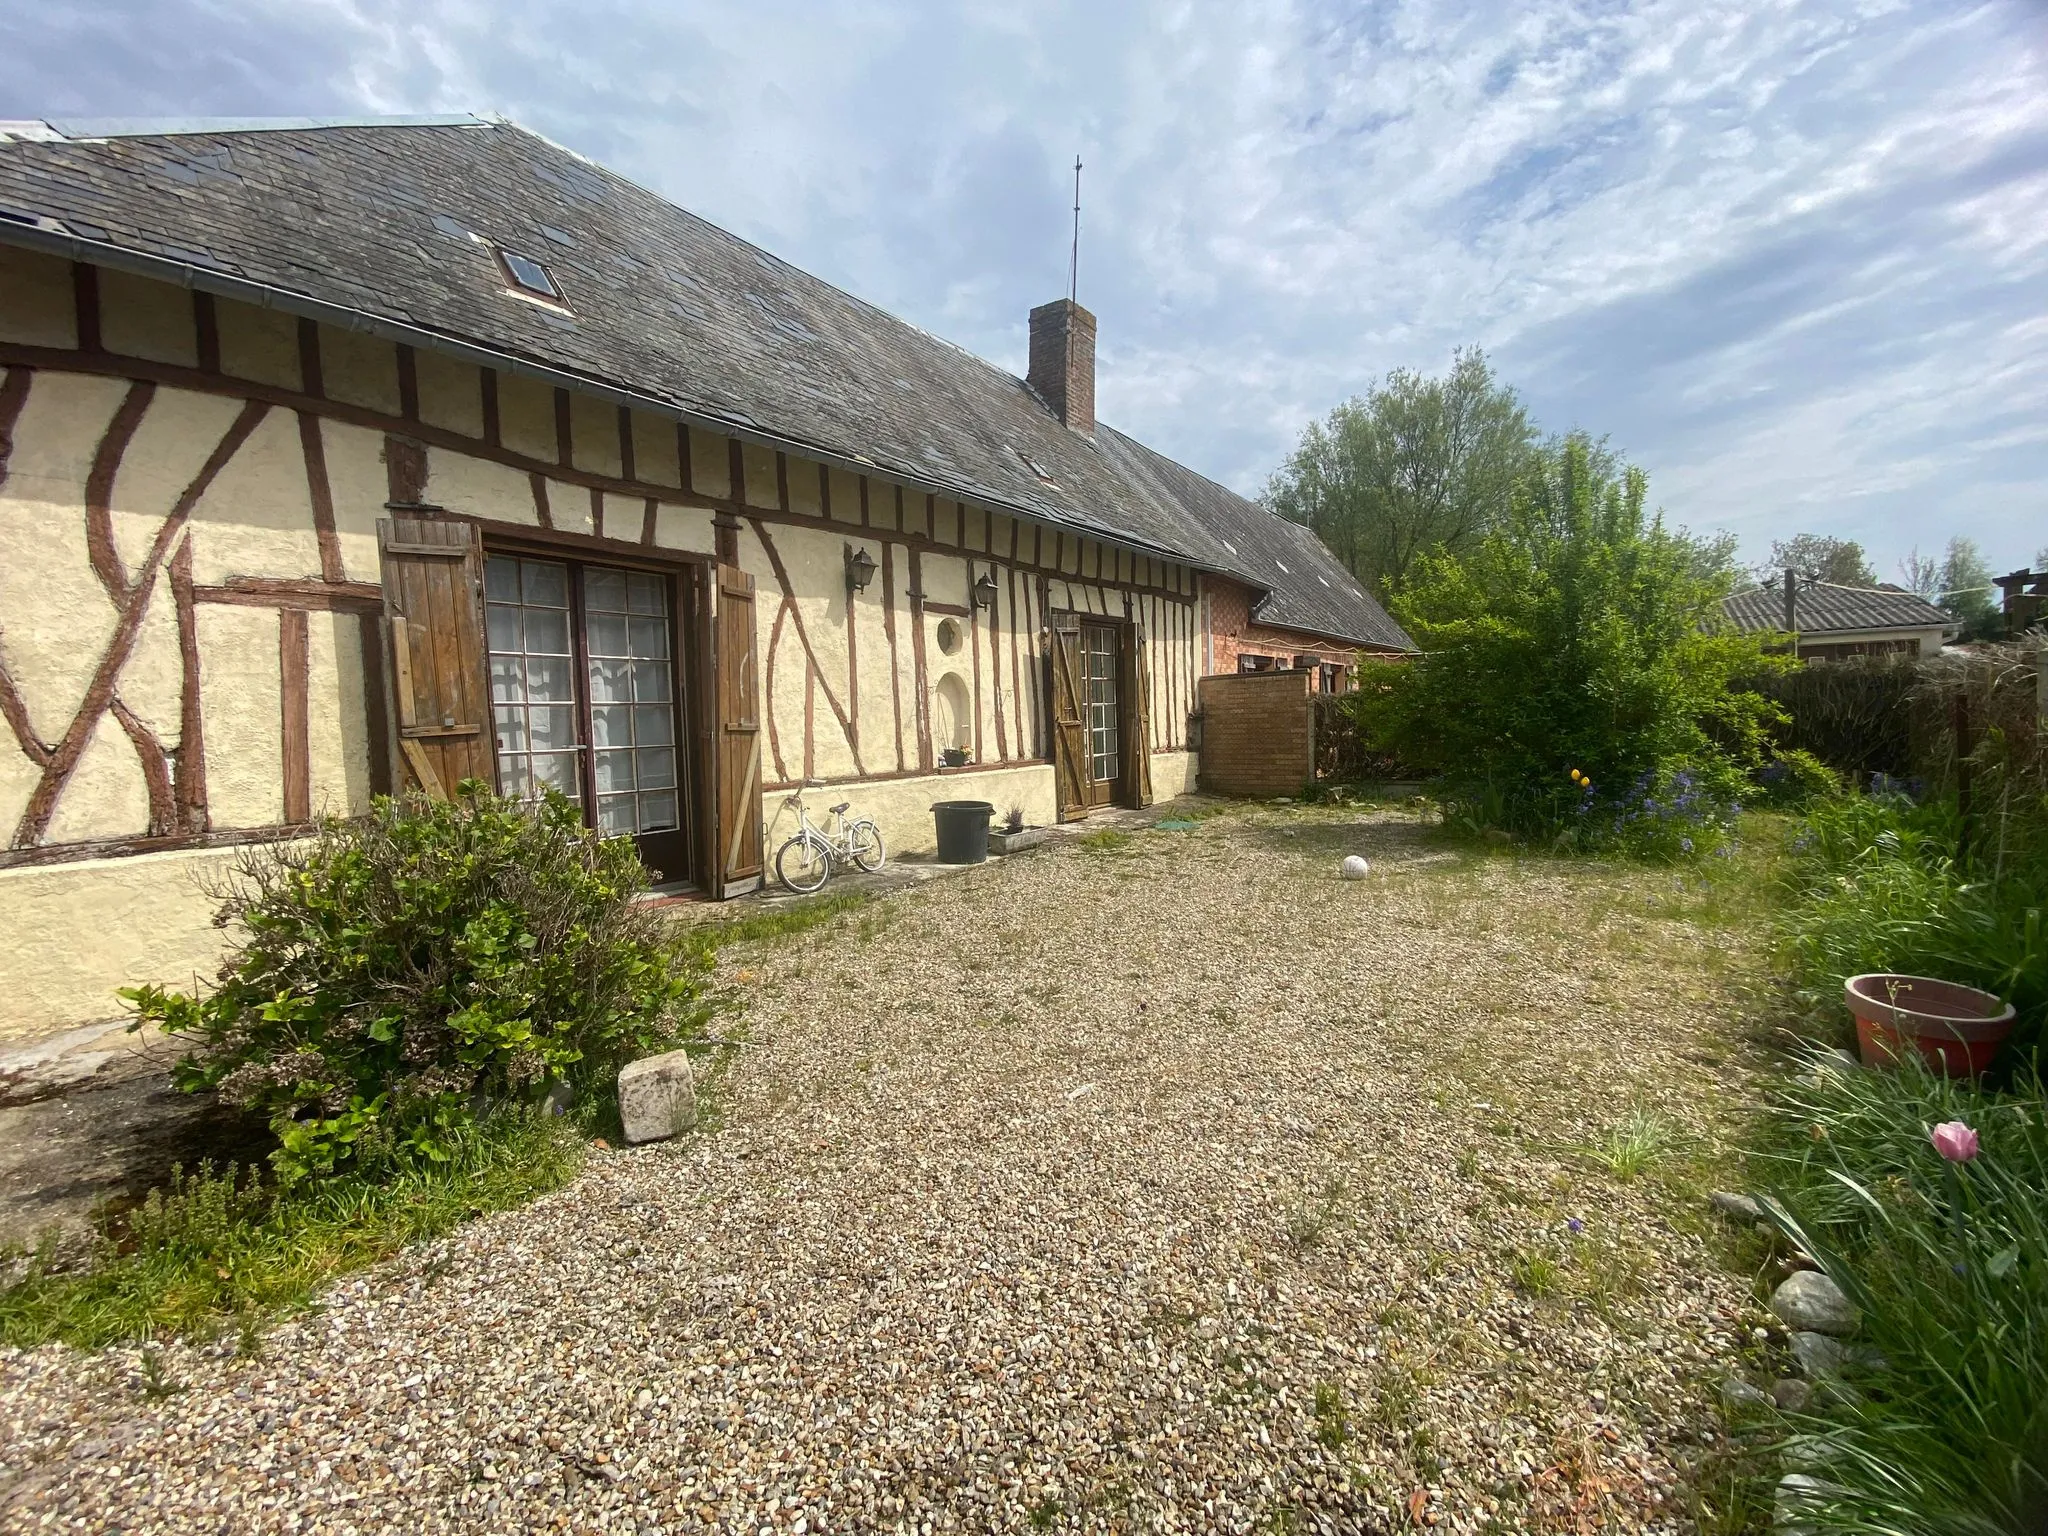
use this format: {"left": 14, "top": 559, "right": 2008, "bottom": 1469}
{"left": 1350, "top": 434, "right": 1781, "bottom": 851}
{"left": 1937, "top": 535, "right": 2001, "bottom": 640}
{"left": 1769, "top": 533, "right": 1878, "bottom": 587}
{"left": 1262, "top": 348, "right": 1535, "bottom": 597}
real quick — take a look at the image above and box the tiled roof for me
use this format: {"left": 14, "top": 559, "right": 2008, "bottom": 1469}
{"left": 1723, "top": 582, "right": 1956, "bottom": 636}
{"left": 0, "top": 116, "right": 1402, "bottom": 649}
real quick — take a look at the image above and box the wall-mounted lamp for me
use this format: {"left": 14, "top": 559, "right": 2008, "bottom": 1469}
{"left": 845, "top": 544, "right": 878, "bottom": 594}
{"left": 971, "top": 570, "right": 998, "bottom": 610}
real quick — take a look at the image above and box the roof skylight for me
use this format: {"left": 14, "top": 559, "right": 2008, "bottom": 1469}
{"left": 495, "top": 246, "right": 563, "bottom": 303}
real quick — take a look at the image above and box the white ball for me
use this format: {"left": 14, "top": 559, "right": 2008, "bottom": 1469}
{"left": 1340, "top": 855, "right": 1370, "bottom": 880}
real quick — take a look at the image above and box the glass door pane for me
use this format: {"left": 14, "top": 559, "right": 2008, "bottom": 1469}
{"left": 1083, "top": 624, "right": 1119, "bottom": 787}
{"left": 485, "top": 555, "right": 582, "bottom": 804}
{"left": 583, "top": 568, "right": 682, "bottom": 836}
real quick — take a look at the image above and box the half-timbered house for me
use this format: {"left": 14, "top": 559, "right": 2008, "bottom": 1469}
{"left": 0, "top": 116, "right": 1408, "bottom": 1039}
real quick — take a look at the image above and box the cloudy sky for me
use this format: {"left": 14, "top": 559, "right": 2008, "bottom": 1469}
{"left": 4, "top": 0, "right": 2045, "bottom": 580}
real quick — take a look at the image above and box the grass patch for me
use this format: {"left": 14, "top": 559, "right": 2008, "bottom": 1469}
{"left": 1313, "top": 1379, "right": 1352, "bottom": 1449}
{"left": 688, "top": 889, "right": 874, "bottom": 952}
{"left": 1075, "top": 829, "right": 1133, "bottom": 853}
{"left": 1509, "top": 1248, "right": 1563, "bottom": 1297}
{"left": 0, "top": 1106, "right": 583, "bottom": 1350}
{"left": 1585, "top": 1107, "right": 1677, "bottom": 1179}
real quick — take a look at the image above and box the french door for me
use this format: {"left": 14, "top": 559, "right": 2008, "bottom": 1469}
{"left": 483, "top": 552, "right": 693, "bottom": 883}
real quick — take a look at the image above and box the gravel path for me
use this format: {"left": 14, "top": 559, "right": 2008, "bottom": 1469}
{"left": 0, "top": 805, "right": 1775, "bottom": 1534}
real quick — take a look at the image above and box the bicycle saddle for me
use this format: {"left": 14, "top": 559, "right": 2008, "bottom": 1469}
{"left": 829, "top": 801, "right": 851, "bottom": 814}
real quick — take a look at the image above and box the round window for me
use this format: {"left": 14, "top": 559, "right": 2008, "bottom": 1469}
{"left": 935, "top": 617, "right": 963, "bottom": 656}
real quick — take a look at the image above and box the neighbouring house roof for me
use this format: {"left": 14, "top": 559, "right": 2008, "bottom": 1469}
{"left": 1722, "top": 582, "right": 1956, "bottom": 637}
{"left": 0, "top": 116, "right": 1410, "bottom": 652}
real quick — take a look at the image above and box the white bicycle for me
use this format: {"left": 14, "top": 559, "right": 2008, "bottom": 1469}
{"left": 774, "top": 781, "right": 885, "bottom": 893}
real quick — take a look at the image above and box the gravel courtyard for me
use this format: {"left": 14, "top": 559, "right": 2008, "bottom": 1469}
{"left": 0, "top": 803, "right": 1778, "bottom": 1535}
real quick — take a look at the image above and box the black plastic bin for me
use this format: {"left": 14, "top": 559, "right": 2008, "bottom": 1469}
{"left": 931, "top": 800, "right": 995, "bottom": 865}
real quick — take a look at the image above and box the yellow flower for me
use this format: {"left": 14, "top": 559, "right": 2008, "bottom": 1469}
{"left": 1569, "top": 768, "right": 1582, "bottom": 782}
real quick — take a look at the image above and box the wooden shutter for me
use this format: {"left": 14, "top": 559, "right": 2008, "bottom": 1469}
{"left": 712, "top": 562, "right": 764, "bottom": 895}
{"left": 377, "top": 515, "right": 492, "bottom": 799}
{"left": 1048, "top": 610, "right": 1090, "bottom": 822}
{"left": 1123, "top": 619, "right": 1154, "bottom": 807}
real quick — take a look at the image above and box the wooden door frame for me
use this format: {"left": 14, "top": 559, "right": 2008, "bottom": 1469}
{"left": 1049, "top": 607, "right": 1152, "bottom": 817}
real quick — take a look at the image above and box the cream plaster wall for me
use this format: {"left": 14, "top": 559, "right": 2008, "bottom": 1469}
{"left": 319, "top": 324, "right": 401, "bottom": 417}
{"left": 320, "top": 419, "right": 393, "bottom": 582}
{"left": 0, "top": 371, "right": 129, "bottom": 763}
{"left": 182, "top": 404, "right": 326, "bottom": 583}
{"left": 309, "top": 613, "right": 373, "bottom": 818}
{"left": 429, "top": 446, "right": 539, "bottom": 530}
{"left": 0, "top": 246, "right": 78, "bottom": 348}
{"left": 217, "top": 302, "right": 301, "bottom": 390}
{"left": 416, "top": 348, "right": 484, "bottom": 438}
{"left": 758, "top": 761, "right": 1056, "bottom": 863}
{"left": 99, "top": 268, "right": 199, "bottom": 367}
{"left": 197, "top": 604, "right": 284, "bottom": 829}
{"left": 1150, "top": 750, "right": 1197, "bottom": 800}
{"left": 0, "top": 847, "right": 245, "bottom": 1041}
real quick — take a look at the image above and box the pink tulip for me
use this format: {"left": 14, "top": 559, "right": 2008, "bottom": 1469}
{"left": 1931, "top": 1121, "right": 1980, "bottom": 1163}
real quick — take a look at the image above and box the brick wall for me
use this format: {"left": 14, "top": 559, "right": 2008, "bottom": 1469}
{"left": 1204, "top": 576, "right": 1363, "bottom": 687}
{"left": 1198, "top": 672, "right": 1313, "bottom": 797}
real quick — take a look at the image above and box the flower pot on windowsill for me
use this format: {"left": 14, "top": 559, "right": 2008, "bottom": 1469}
{"left": 1845, "top": 973, "right": 2016, "bottom": 1076}
{"left": 939, "top": 747, "right": 971, "bottom": 769}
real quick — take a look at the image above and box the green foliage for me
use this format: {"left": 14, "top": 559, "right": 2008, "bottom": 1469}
{"left": 1768, "top": 534, "right": 1879, "bottom": 588}
{"left": 1585, "top": 1107, "right": 1676, "bottom": 1178}
{"left": 1776, "top": 790, "right": 2047, "bottom": 1059}
{"left": 1935, "top": 536, "right": 2002, "bottom": 641}
{"left": 1262, "top": 348, "right": 1536, "bottom": 598}
{"left": 1748, "top": 656, "right": 1918, "bottom": 780}
{"left": 124, "top": 783, "right": 706, "bottom": 1182}
{"left": 0, "top": 1107, "right": 581, "bottom": 1348}
{"left": 1754, "top": 1055, "right": 2048, "bottom": 1534}
{"left": 687, "top": 889, "right": 873, "bottom": 953}
{"left": 1753, "top": 748, "right": 1843, "bottom": 808}
{"left": 1349, "top": 434, "right": 1783, "bottom": 854}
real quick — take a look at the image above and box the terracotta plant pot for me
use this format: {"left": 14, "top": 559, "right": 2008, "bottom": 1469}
{"left": 1844, "top": 973, "right": 2016, "bottom": 1076}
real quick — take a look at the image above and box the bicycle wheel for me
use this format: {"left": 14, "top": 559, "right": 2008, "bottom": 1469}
{"left": 776, "top": 833, "right": 831, "bottom": 893}
{"left": 847, "top": 819, "right": 886, "bottom": 873}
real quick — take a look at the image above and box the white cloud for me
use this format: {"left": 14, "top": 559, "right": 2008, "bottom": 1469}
{"left": 1, "top": 0, "right": 2042, "bottom": 573}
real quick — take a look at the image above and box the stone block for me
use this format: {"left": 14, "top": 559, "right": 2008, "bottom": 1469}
{"left": 618, "top": 1049, "right": 698, "bottom": 1145}
{"left": 1772, "top": 1270, "right": 1859, "bottom": 1336}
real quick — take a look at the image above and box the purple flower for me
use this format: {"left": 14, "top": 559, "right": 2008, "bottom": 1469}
{"left": 1566, "top": 1217, "right": 1585, "bottom": 1235}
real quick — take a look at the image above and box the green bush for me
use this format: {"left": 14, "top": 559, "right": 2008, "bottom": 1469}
{"left": 125, "top": 783, "right": 707, "bottom": 1181}
{"left": 1757, "top": 1055, "right": 2048, "bottom": 1534}
{"left": 1348, "top": 434, "right": 1783, "bottom": 856}
{"left": 1777, "top": 790, "right": 2046, "bottom": 1061}
{"left": 1753, "top": 748, "right": 1843, "bottom": 808}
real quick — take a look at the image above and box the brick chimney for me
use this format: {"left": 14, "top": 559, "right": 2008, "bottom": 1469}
{"left": 1028, "top": 299, "right": 1096, "bottom": 436}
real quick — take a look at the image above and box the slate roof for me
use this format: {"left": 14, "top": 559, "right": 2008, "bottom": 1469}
{"left": 1723, "top": 582, "right": 1956, "bottom": 636}
{"left": 0, "top": 116, "right": 1410, "bottom": 651}
{"left": 1098, "top": 428, "right": 1413, "bottom": 650}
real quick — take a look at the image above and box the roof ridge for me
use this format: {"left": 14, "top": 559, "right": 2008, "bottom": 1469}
{"left": 37, "top": 115, "right": 487, "bottom": 140}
